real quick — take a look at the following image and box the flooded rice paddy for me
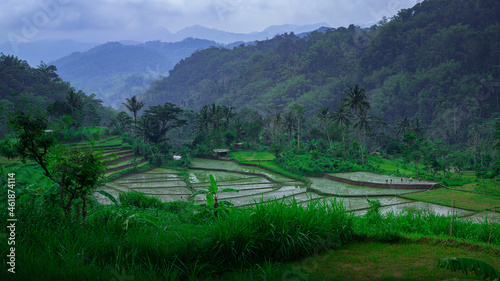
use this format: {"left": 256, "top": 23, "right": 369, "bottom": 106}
{"left": 95, "top": 158, "right": 475, "bottom": 218}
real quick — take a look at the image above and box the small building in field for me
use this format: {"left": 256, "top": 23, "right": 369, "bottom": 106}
{"left": 213, "top": 149, "right": 230, "bottom": 157}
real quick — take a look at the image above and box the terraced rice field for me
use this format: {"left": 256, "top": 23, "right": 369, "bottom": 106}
{"left": 97, "top": 159, "right": 315, "bottom": 207}
{"left": 331, "top": 171, "right": 435, "bottom": 184}
{"left": 96, "top": 157, "right": 478, "bottom": 219}
{"left": 189, "top": 159, "right": 314, "bottom": 207}
{"left": 309, "top": 177, "right": 423, "bottom": 196}
{"left": 353, "top": 201, "right": 474, "bottom": 217}
{"left": 462, "top": 210, "right": 500, "bottom": 223}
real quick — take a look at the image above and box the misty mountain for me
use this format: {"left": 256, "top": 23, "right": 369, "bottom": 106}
{"left": 164, "top": 23, "right": 331, "bottom": 43}
{"left": 0, "top": 39, "right": 99, "bottom": 66}
{"left": 51, "top": 38, "right": 222, "bottom": 108}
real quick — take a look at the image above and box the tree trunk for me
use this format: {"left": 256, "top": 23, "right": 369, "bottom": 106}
{"left": 82, "top": 198, "right": 87, "bottom": 221}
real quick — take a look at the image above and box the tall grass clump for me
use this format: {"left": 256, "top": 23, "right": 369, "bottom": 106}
{"left": 119, "top": 191, "right": 163, "bottom": 209}
{"left": 354, "top": 209, "right": 500, "bottom": 245}
{"left": 200, "top": 197, "right": 354, "bottom": 269}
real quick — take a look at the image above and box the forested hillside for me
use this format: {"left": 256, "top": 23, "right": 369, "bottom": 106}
{"left": 143, "top": 0, "right": 500, "bottom": 146}
{"left": 0, "top": 54, "right": 116, "bottom": 134}
{"left": 52, "top": 38, "right": 222, "bottom": 108}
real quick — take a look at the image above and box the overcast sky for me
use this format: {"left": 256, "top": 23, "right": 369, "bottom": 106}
{"left": 1, "top": 0, "right": 418, "bottom": 43}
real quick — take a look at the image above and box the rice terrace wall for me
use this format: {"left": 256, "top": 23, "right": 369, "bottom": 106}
{"left": 320, "top": 173, "right": 440, "bottom": 190}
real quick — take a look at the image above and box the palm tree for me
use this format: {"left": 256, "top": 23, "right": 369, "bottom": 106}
{"left": 283, "top": 111, "right": 296, "bottom": 142}
{"left": 396, "top": 115, "right": 411, "bottom": 136}
{"left": 195, "top": 105, "right": 211, "bottom": 133}
{"left": 330, "top": 105, "right": 351, "bottom": 145}
{"left": 274, "top": 111, "right": 282, "bottom": 143}
{"left": 341, "top": 84, "right": 370, "bottom": 116}
{"left": 341, "top": 85, "right": 370, "bottom": 165}
{"left": 209, "top": 103, "right": 222, "bottom": 130}
{"left": 66, "top": 90, "right": 85, "bottom": 111}
{"left": 355, "top": 112, "right": 372, "bottom": 165}
{"left": 122, "top": 95, "right": 145, "bottom": 129}
{"left": 316, "top": 106, "right": 331, "bottom": 145}
{"left": 292, "top": 104, "right": 307, "bottom": 150}
{"left": 220, "top": 105, "right": 235, "bottom": 128}
{"left": 412, "top": 117, "right": 425, "bottom": 138}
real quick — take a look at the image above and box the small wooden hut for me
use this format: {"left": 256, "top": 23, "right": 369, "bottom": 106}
{"left": 213, "top": 149, "right": 230, "bottom": 157}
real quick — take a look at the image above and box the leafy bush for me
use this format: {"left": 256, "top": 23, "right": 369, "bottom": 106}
{"left": 119, "top": 191, "right": 163, "bottom": 209}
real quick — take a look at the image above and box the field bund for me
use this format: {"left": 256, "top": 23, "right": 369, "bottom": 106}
{"left": 321, "top": 172, "right": 439, "bottom": 190}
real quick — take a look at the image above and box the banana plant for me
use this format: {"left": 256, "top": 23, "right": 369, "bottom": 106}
{"left": 189, "top": 174, "right": 238, "bottom": 214}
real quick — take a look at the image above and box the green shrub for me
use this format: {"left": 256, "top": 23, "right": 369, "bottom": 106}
{"left": 119, "top": 191, "right": 163, "bottom": 209}
{"left": 202, "top": 197, "right": 354, "bottom": 266}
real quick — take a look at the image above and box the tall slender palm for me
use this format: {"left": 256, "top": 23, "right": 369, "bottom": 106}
{"left": 330, "top": 105, "right": 351, "bottom": 145}
{"left": 195, "top": 105, "right": 211, "bottom": 133}
{"left": 341, "top": 85, "right": 370, "bottom": 165}
{"left": 283, "top": 111, "right": 296, "bottom": 143}
{"left": 316, "top": 106, "right": 331, "bottom": 145}
{"left": 412, "top": 117, "right": 425, "bottom": 138}
{"left": 274, "top": 111, "right": 282, "bottom": 143}
{"left": 396, "top": 115, "right": 411, "bottom": 136}
{"left": 123, "top": 95, "right": 145, "bottom": 129}
{"left": 209, "top": 103, "right": 222, "bottom": 130}
{"left": 341, "top": 84, "right": 370, "bottom": 116}
{"left": 292, "top": 104, "right": 307, "bottom": 150}
{"left": 220, "top": 105, "right": 235, "bottom": 128}
{"left": 66, "top": 90, "right": 85, "bottom": 110}
{"left": 354, "top": 112, "right": 372, "bottom": 165}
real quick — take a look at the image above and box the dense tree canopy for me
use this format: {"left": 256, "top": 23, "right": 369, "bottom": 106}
{"left": 142, "top": 0, "right": 499, "bottom": 149}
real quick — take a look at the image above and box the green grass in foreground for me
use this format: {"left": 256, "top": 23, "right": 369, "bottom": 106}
{"left": 1, "top": 186, "right": 499, "bottom": 281}
{"left": 402, "top": 188, "right": 500, "bottom": 212}
{"left": 290, "top": 240, "right": 500, "bottom": 281}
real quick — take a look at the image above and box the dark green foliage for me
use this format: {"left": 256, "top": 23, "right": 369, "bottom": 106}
{"left": 136, "top": 102, "right": 186, "bottom": 144}
{"left": 122, "top": 95, "right": 145, "bottom": 128}
{"left": 140, "top": 0, "right": 500, "bottom": 152}
{"left": 274, "top": 145, "right": 362, "bottom": 175}
{"left": 0, "top": 55, "right": 116, "bottom": 135}
{"left": 364, "top": 199, "right": 382, "bottom": 223}
{"left": 2, "top": 104, "right": 106, "bottom": 219}
{"left": 119, "top": 191, "right": 163, "bottom": 209}
{"left": 439, "top": 257, "right": 500, "bottom": 280}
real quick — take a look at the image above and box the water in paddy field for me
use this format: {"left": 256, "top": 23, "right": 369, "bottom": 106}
{"left": 188, "top": 169, "right": 260, "bottom": 183}
{"left": 224, "top": 190, "right": 319, "bottom": 207}
{"left": 126, "top": 180, "right": 187, "bottom": 189}
{"left": 153, "top": 194, "right": 189, "bottom": 202}
{"left": 462, "top": 210, "right": 500, "bottom": 223}
{"left": 353, "top": 201, "right": 473, "bottom": 217}
{"left": 145, "top": 168, "right": 180, "bottom": 174}
{"left": 331, "top": 172, "right": 434, "bottom": 184}
{"left": 104, "top": 182, "right": 134, "bottom": 192}
{"left": 192, "top": 183, "right": 276, "bottom": 191}
{"left": 309, "top": 177, "right": 423, "bottom": 196}
{"left": 190, "top": 158, "right": 293, "bottom": 182}
{"left": 192, "top": 188, "right": 275, "bottom": 201}
{"left": 129, "top": 187, "right": 192, "bottom": 195}
{"left": 93, "top": 186, "right": 121, "bottom": 204}
{"left": 116, "top": 173, "right": 181, "bottom": 183}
